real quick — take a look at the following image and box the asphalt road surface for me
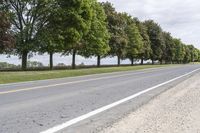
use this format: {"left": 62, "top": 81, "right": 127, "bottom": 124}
{"left": 100, "top": 68, "right": 200, "bottom": 133}
{"left": 0, "top": 65, "right": 200, "bottom": 133}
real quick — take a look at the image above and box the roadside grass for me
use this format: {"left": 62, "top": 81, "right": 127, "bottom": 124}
{"left": 0, "top": 64, "right": 176, "bottom": 84}
{"left": 190, "top": 62, "right": 200, "bottom": 64}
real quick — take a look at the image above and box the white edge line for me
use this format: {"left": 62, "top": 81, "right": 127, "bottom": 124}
{"left": 40, "top": 67, "right": 200, "bottom": 133}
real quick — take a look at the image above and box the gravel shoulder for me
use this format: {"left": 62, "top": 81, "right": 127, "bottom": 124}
{"left": 101, "top": 72, "right": 200, "bottom": 133}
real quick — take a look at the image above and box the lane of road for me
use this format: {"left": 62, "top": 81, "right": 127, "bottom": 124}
{"left": 0, "top": 65, "right": 199, "bottom": 133}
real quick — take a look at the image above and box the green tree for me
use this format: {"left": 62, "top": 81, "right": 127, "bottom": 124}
{"left": 56, "top": 0, "right": 93, "bottom": 69}
{"left": 144, "top": 20, "right": 164, "bottom": 64}
{"left": 35, "top": 3, "right": 65, "bottom": 70}
{"left": 187, "top": 45, "right": 199, "bottom": 62}
{"left": 183, "top": 45, "right": 192, "bottom": 63}
{"left": 198, "top": 50, "right": 200, "bottom": 62}
{"left": 102, "top": 2, "right": 128, "bottom": 66}
{"left": 173, "top": 39, "right": 185, "bottom": 63}
{"left": 135, "top": 20, "right": 152, "bottom": 65}
{"left": 27, "top": 61, "right": 44, "bottom": 68}
{"left": 0, "top": 62, "right": 18, "bottom": 69}
{"left": 79, "top": 1, "right": 110, "bottom": 67}
{"left": 193, "top": 48, "right": 199, "bottom": 62}
{"left": 4, "top": 0, "right": 54, "bottom": 70}
{"left": 124, "top": 15, "right": 143, "bottom": 65}
{"left": 0, "top": 4, "right": 14, "bottom": 54}
{"left": 35, "top": 25, "right": 64, "bottom": 70}
{"left": 162, "top": 32, "right": 175, "bottom": 64}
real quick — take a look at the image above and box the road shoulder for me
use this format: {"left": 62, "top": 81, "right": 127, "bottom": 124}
{"left": 101, "top": 72, "right": 200, "bottom": 133}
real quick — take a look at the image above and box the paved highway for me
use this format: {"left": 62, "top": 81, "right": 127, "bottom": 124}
{"left": 0, "top": 65, "right": 200, "bottom": 133}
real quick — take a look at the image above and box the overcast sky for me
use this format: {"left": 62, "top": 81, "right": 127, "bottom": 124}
{"left": 1, "top": 0, "right": 200, "bottom": 65}
{"left": 99, "top": 0, "right": 200, "bottom": 48}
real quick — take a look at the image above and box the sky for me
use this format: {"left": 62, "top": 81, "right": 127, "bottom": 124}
{"left": 99, "top": 0, "right": 200, "bottom": 48}
{"left": 1, "top": 0, "right": 200, "bottom": 66}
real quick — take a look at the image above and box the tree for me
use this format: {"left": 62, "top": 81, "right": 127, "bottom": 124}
{"left": 56, "top": 0, "right": 93, "bottom": 69}
{"left": 79, "top": 1, "right": 110, "bottom": 67}
{"left": 35, "top": 26, "right": 63, "bottom": 70}
{"left": 0, "top": 4, "right": 14, "bottom": 54}
{"left": 124, "top": 15, "right": 143, "bottom": 65}
{"left": 162, "top": 32, "right": 175, "bottom": 64}
{"left": 183, "top": 45, "right": 192, "bottom": 63}
{"left": 193, "top": 48, "right": 199, "bottom": 62}
{"left": 198, "top": 50, "right": 200, "bottom": 62}
{"left": 27, "top": 61, "right": 43, "bottom": 68}
{"left": 4, "top": 0, "right": 54, "bottom": 70}
{"left": 134, "top": 19, "right": 152, "bottom": 65}
{"left": 102, "top": 2, "right": 128, "bottom": 66}
{"left": 35, "top": 4, "right": 64, "bottom": 70}
{"left": 0, "top": 62, "right": 18, "bottom": 69}
{"left": 187, "top": 45, "right": 199, "bottom": 62}
{"left": 173, "top": 39, "right": 185, "bottom": 63}
{"left": 144, "top": 20, "right": 164, "bottom": 64}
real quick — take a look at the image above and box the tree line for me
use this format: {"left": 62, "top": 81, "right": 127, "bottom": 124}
{"left": 0, "top": 0, "right": 199, "bottom": 70}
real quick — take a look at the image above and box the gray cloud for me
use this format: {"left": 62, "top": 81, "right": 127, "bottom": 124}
{"left": 99, "top": 0, "right": 200, "bottom": 48}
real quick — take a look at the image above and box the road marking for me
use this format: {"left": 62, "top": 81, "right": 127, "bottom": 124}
{"left": 40, "top": 68, "right": 200, "bottom": 133}
{"left": 0, "top": 67, "right": 173, "bottom": 95}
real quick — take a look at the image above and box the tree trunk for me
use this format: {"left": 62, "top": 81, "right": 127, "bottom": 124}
{"left": 97, "top": 56, "right": 101, "bottom": 67}
{"left": 21, "top": 51, "right": 28, "bottom": 70}
{"left": 72, "top": 49, "right": 76, "bottom": 69}
{"left": 131, "top": 57, "right": 134, "bottom": 66}
{"left": 141, "top": 57, "right": 144, "bottom": 65}
{"left": 49, "top": 52, "right": 53, "bottom": 70}
{"left": 117, "top": 56, "right": 120, "bottom": 66}
{"left": 152, "top": 59, "right": 154, "bottom": 65}
{"left": 160, "top": 59, "right": 163, "bottom": 65}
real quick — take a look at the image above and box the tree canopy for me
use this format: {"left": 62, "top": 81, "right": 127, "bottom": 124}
{"left": 144, "top": 20, "right": 165, "bottom": 64}
{"left": 3, "top": 0, "right": 54, "bottom": 69}
{"left": 124, "top": 15, "right": 143, "bottom": 65}
{"left": 102, "top": 2, "right": 128, "bottom": 65}
{"left": 79, "top": 0, "right": 110, "bottom": 67}
{"left": 0, "top": 5, "right": 14, "bottom": 53}
{"left": 1, "top": 1, "right": 199, "bottom": 70}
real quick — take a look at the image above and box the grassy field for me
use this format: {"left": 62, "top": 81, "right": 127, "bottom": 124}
{"left": 0, "top": 65, "right": 175, "bottom": 84}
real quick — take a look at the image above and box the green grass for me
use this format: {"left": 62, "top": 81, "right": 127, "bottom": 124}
{"left": 190, "top": 62, "right": 200, "bottom": 64}
{"left": 0, "top": 64, "right": 175, "bottom": 84}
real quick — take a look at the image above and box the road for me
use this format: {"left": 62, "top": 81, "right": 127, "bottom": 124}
{"left": 101, "top": 68, "right": 200, "bottom": 133}
{"left": 0, "top": 65, "right": 199, "bottom": 133}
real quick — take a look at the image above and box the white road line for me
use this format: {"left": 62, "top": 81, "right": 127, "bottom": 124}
{"left": 0, "top": 67, "right": 174, "bottom": 95}
{"left": 40, "top": 68, "right": 200, "bottom": 133}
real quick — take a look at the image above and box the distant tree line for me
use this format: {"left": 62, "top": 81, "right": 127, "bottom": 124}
{"left": 0, "top": 62, "right": 19, "bottom": 69}
{"left": 0, "top": 0, "right": 200, "bottom": 70}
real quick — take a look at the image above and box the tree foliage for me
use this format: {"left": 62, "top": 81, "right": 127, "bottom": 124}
{"left": 136, "top": 21, "right": 152, "bottom": 64}
{"left": 144, "top": 20, "right": 164, "bottom": 64}
{"left": 173, "top": 39, "right": 185, "bottom": 63}
{"left": 1, "top": 1, "right": 200, "bottom": 70}
{"left": 102, "top": 2, "right": 128, "bottom": 65}
{"left": 124, "top": 15, "right": 143, "bottom": 65}
{"left": 162, "top": 32, "right": 175, "bottom": 63}
{"left": 0, "top": 4, "right": 14, "bottom": 53}
{"left": 54, "top": 0, "right": 94, "bottom": 69}
{"left": 3, "top": 0, "right": 54, "bottom": 69}
{"left": 79, "top": 1, "right": 110, "bottom": 66}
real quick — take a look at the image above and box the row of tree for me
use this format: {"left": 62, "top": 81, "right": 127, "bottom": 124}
{"left": 0, "top": 0, "right": 199, "bottom": 70}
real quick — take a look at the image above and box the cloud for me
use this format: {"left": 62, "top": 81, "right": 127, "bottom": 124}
{"left": 98, "top": 0, "right": 200, "bottom": 48}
